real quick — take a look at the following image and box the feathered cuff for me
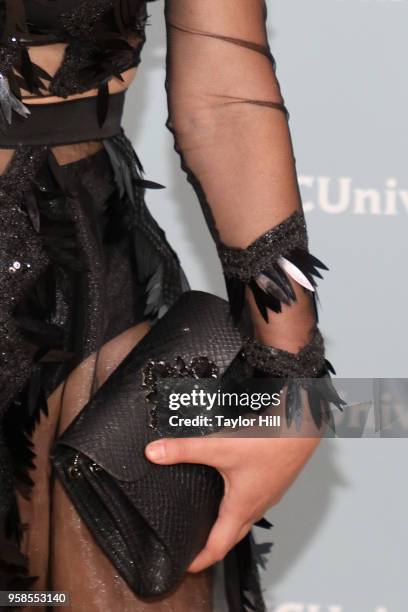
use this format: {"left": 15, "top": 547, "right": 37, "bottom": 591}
{"left": 217, "top": 210, "right": 328, "bottom": 324}
{"left": 240, "top": 328, "right": 346, "bottom": 431}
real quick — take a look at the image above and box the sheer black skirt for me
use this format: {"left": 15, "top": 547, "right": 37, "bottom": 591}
{"left": 0, "top": 93, "right": 216, "bottom": 611}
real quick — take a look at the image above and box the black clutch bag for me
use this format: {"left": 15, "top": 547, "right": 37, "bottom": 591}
{"left": 50, "top": 291, "right": 245, "bottom": 599}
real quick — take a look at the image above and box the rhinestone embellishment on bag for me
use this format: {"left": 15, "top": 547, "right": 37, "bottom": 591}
{"left": 8, "top": 261, "right": 21, "bottom": 273}
{"left": 67, "top": 454, "right": 82, "bottom": 479}
{"left": 142, "top": 356, "right": 219, "bottom": 430}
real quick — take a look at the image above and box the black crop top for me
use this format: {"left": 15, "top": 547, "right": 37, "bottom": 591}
{"left": 22, "top": 0, "right": 148, "bottom": 39}
{"left": 24, "top": 0, "right": 116, "bottom": 33}
{"left": 0, "top": 0, "right": 151, "bottom": 127}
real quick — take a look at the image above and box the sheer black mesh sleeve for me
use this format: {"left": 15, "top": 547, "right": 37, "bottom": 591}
{"left": 164, "top": 0, "right": 345, "bottom": 431}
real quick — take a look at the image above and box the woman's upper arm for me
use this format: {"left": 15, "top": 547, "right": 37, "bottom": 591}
{"left": 163, "top": 0, "right": 291, "bottom": 246}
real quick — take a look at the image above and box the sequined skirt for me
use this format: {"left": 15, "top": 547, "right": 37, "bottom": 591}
{"left": 0, "top": 93, "right": 209, "bottom": 610}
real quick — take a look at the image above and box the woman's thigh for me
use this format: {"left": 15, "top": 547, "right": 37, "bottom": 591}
{"left": 17, "top": 320, "right": 214, "bottom": 612}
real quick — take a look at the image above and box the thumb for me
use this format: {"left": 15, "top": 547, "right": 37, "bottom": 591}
{"left": 145, "top": 437, "right": 221, "bottom": 468}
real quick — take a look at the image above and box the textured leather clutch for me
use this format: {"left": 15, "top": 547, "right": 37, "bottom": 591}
{"left": 50, "top": 291, "right": 245, "bottom": 599}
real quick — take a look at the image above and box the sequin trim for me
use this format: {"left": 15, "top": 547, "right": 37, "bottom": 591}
{"left": 0, "top": 147, "right": 50, "bottom": 410}
{"left": 0, "top": 44, "right": 19, "bottom": 74}
{"left": 59, "top": 0, "right": 116, "bottom": 37}
{"left": 217, "top": 210, "right": 309, "bottom": 282}
{"left": 241, "top": 327, "right": 326, "bottom": 378}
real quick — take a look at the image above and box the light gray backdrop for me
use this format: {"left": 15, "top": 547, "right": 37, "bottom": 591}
{"left": 123, "top": 1, "right": 408, "bottom": 610}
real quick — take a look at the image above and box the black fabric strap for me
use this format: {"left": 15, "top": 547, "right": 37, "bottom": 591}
{"left": 0, "top": 91, "right": 125, "bottom": 147}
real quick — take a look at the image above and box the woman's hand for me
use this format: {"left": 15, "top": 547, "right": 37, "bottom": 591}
{"left": 145, "top": 435, "right": 321, "bottom": 572}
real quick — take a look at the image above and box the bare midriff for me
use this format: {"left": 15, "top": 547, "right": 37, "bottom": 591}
{"left": 0, "top": 42, "right": 139, "bottom": 170}
{"left": 21, "top": 42, "right": 138, "bottom": 105}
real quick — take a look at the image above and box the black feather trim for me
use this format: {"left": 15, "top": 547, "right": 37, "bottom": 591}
{"left": 289, "top": 380, "right": 304, "bottom": 432}
{"left": 103, "top": 136, "right": 136, "bottom": 204}
{"left": 294, "top": 383, "right": 306, "bottom": 429}
{"left": 224, "top": 531, "right": 269, "bottom": 612}
{"left": 307, "top": 384, "right": 324, "bottom": 430}
{"left": 311, "top": 291, "right": 320, "bottom": 323}
{"left": 3, "top": 498, "right": 23, "bottom": 543}
{"left": 255, "top": 274, "right": 290, "bottom": 311}
{"left": 242, "top": 595, "right": 257, "bottom": 612}
{"left": 3, "top": 363, "right": 49, "bottom": 498}
{"left": 223, "top": 244, "right": 329, "bottom": 324}
{"left": 288, "top": 248, "right": 328, "bottom": 280}
{"left": 254, "top": 517, "right": 273, "bottom": 529}
{"left": 19, "top": 47, "right": 35, "bottom": 90}
{"left": 14, "top": 46, "right": 51, "bottom": 95}
{"left": 7, "top": 70, "right": 22, "bottom": 98}
{"left": 0, "top": 521, "right": 38, "bottom": 589}
{"left": 224, "top": 545, "right": 242, "bottom": 611}
{"left": 132, "top": 148, "right": 145, "bottom": 173}
{"left": 143, "top": 263, "right": 165, "bottom": 318}
{"left": 103, "top": 133, "right": 189, "bottom": 319}
{"left": 30, "top": 62, "right": 53, "bottom": 83}
{"left": 250, "top": 280, "right": 272, "bottom": 322}
{"left": 134, "top": 178, "right": 165, "bottom": 190}
{"left": 252, "top": 541, "right": 274, "bottom": 571}
{"left": 283, "top": 368, "right": 346, "bottom": 431}
{"left": 290, "top": 246, "right": 329, "bottom": 271}
{"left": 225, "top": 277, "right": 246, "bottom": 325}
{"left": 259, "top": 265, "right": 296, "bottom": 302}
{"left": 325, "top": 358, "right": 336, "bottom": 375}
{"left": 317, "top": 375, "right": 346, "bottom": 412}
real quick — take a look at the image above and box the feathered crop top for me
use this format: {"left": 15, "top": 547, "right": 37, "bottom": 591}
{"left": 0, "top": 0, "right": 151, "bottom": 126}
